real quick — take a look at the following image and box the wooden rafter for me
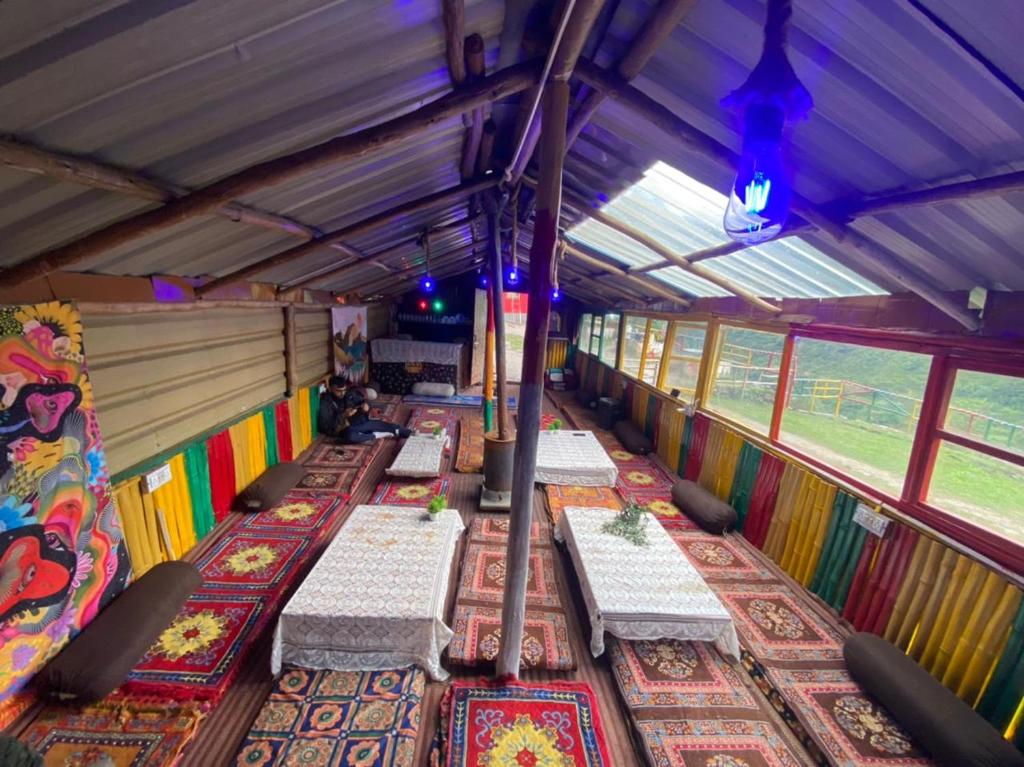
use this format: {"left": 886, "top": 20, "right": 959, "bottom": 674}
{"left": 573, "top": 59, "right": 982, "bottom": 331}
{"left": 562, "top": 241, "right": 691, "bottom": 304}
{"left": 0, "top": 60, "right": 541, "bottom": 288}
{"left": 197, "top": 177, "right": 498, "bottom": 295}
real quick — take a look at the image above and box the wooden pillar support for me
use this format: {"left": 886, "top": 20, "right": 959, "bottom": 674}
{"left": 486, "top": 198, "right": 512, "bottom": 440}
{"left": 496, "top": 80, "right": 569, "bottom": 678}
{"left": 284, "top": 305, "right": 299, "bottom": 396}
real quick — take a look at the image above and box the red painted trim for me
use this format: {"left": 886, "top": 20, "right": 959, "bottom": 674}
{"left": 934, "top": 429, "right": 1024, "bottom": 467}
{"left": 791, "top": 324, "right": 1024, "bottom": 360}
{"left": 769, "top": 334, "right": 794, "bottom": 441}
{"left": 904, "top": 355, "right": 953, "bottom": 503}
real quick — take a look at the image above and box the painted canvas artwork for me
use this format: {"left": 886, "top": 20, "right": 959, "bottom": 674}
{"left": 0, "top": 302, "right": 129, "bottom": 718}
{"left": 331, "top": 305, "right": 368, "bottom": 383}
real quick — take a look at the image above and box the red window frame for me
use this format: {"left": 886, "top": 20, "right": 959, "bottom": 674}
{"left": 766, "top": 326, "right": 1024, "bottom": 574}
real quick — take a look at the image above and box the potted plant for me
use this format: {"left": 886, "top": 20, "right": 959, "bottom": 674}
{"left": 547, "top": 418, "right": 563, "bottom": 431}
{"left": 426, "top": 494, "right": 447, "bottom": 520}
{"left": 600, "top": 502, "right": 650, "bottom": 547}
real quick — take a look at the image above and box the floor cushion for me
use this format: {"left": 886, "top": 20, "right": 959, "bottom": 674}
{"left": 411, "top": 381, "right": 456, "bottom": 397}
{"left": 35, "top": 561, "right": 203, "bottom": 702}
{"left": 235, "top": 461, "right": 306, "bottom": 512}
{"left": 613, "top": 419, "right": 652, "bottom": 455}
{"left": 670, "top": 479, "right": 737, "bottom": 534}
{"left": 844, "top": 632, "right": 1024, "bottom": 767}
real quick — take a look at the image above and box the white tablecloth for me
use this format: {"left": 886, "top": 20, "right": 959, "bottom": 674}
{"left": 535, "top": 430, "right": 618, "bottom": 486}
{"left": 556, "top": 506, "right": 740, "bottom": 661}
{"left": 386, "top": 434, "right": 445, "bottom": 478}
{"left": 272, "top": 505, "right": 464, "bottom": 680}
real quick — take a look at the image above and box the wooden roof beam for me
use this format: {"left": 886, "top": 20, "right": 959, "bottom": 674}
{"left": 198, "top": 176, "right": 497, "bottom": 296}
{"left": 562, "top": 240, "right": 691, "bottom": 305}
{"left": 0, "top": 59, "right": 541, "bottom": 288}
{"left": 573, "top": 59, "right": 982, "bottom": 331}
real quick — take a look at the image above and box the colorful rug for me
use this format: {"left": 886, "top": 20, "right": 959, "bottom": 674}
{"left": 234, "top": 666, "right": 423, "bottom": 767}
{"left": 195, "top": 531, "right": 309, "bottom": 592}
{"left": 372, "top": 476, "right": 450, "bottom": 506}
{"left": 447, "top": 519, "right": 575, "bottom": 671}
{"left": 293, "top": 466, "right": 357, "bottom": 494}
{"left": 543, "top": 484, "right": 620, "bottom": 525}
{"left": 454, "top": 413, "right": 484, "bottom": 473}
{"left": 671, "top": 530, "right": 781, "bottom": 582}
{"left": 123, "top": 593, "right": 269, "bottom": 702}
{"left": 403, "top": 393, "right": 516, "bottom": 408}
{"left": 302, "top": 439, "right": 381, "bottom": 470}
{"left": 446, "top": 679, "right": 610, "bottom": 766}
{"left": 407, "top": 406, "right": 459, "bottom": 434}
{"left": 236, "top": 492, "right": 342, "bottom": 534}
{"left": 21, "top": 700, "right": 205, "bottom": 766}
{"left": 608, "top": 637, "right": 816, "bottom": 767}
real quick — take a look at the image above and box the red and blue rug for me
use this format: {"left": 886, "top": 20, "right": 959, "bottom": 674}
{"left": 446, "top": 679, "right": 610, "bottom": 766}
{"left": 195, "top": 531, "right": 309, "bottom": 592}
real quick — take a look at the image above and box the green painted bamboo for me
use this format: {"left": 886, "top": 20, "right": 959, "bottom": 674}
{"left": 729, "top": 443, "right": 762, "bottom": 532}
{"left": 262, "top": 406, "right": 279, "bottom": 468}
{"left": 811, "top": 491, "right": 856, "bottom": 597}
{"left": 184, "top": 442, "right": 216, "bottom": 539}
{"left": 678, "top": 416, "right": 693, "bottom": 478}
{"left": 976, "top": 600, "right": 1024, "bottom": 731}
{"left": 309, "top": 386, "right": 320, "bottom": 437}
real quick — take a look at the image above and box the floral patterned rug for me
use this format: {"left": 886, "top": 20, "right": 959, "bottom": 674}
{"left": 371, "top": 476, "right": 450, "bottom": 507}
{"left": 453, "top": 413, "right": 484, "bottom": 473}
{"left": 233, "top": 666, "right": 423, "bottom": 767}
{"left": 194, "top": 531, "right": 310, "bottom": 592}
{"left": 19, "top": 700, "right": 206, "bottom": 767}
{"left": 446, "top": 679, "right": 610, "bottom": 766}
{"left": 447, "top": 518, "right": 576, "bottom": 671}
{"left": 543, "top": 484, "right": 620, "bottom": 525}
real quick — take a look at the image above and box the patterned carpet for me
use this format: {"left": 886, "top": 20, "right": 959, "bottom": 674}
{"left": 372, "top": 476, "right": 451, "bottom": 506}
{"left": 454, "top": 412, "right": 484, "bottom": 473}
{"left": 232, "top": 666, "right": 423, "bottom": 766}
{"left": 447, "top": 517, "right": 576, "bottom": 671}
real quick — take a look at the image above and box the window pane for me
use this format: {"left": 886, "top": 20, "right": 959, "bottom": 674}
{"left": 778, "top": 338, "right": 930, "bottom": 497}
{"left": 928, "top": 440, "right": 1024, "bottom": 546}
{"left": 579, "top": 314, "right": 592, "bottom": 349}
{"left": 600, "top": 314, "right": 620, "bottom": 367}
{"left": 662, "top": 322, "right": 706, "bottom": 399}
{"left": 641, "top": 319, "right": 668, "bottom": 385}
{"left": 708, "top": 327, "right": 784, "bottom": 433}
{"left": 945, "top": 370, "right": 1024, "bottom": 457}
{"left": 589, "top": 315, "right": 603, "bottom": 356}
{"left": 621, "top": 316, "right": 648, "bottom": 377}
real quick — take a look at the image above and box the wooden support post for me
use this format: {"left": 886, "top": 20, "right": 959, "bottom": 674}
{"left": 497, "top": 80, "right": 569, "bottom": 678}
{"left": 486, "top": 197, "right": 511, "bottom": 440}
{"left": 460, "top": 34, "right": 487, "bottom": 181}
{"left": 442, "top": 0, "right": 466, "bottom": 86}
{"left": 284, "top": 305, "right": 299, "bottom": 396}
{"left": 484, "top": 284, "right": 496, "bottom": 433}
{"left": 0, "top": 60, "right": 540, "bottom": 288}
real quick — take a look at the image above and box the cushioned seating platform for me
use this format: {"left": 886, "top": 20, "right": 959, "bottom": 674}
{"left": 670, "top": 479, "right": 737, "bottom": 534}
{"left": 35, "top": 561, "right": 203, "bottom": 702}
{"left": 235, "top": 461, "right": 306, "bottom": 512}
{"left": 844, "top": 632, "right": 1024, "bottom": 767}
{"left": 612, "top": 419, "right": 652, "bottom": 455}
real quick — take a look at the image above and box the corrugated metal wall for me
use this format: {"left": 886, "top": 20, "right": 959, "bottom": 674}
{"left": 294, "top": 308, "right": 331, "bottom": 386}
{"left": 84, "top": 308, "right": 289, "bottom": 476}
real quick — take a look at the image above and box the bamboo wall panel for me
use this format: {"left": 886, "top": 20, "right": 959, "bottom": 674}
{"left": 84, "top": 308, "right": 286, "bottom": 475}
{"left": 295, "top": 308, "right": 331, "bottom": 386}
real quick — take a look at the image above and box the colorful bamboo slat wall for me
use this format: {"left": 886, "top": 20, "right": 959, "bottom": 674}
{"left": 547, "top": 337, "right": 569, "bottom": 369}
{"left": 112, "top": 385, "right": 320, "bottom": 576}
{"left": 574, "top": 351, "right": 1023, "bottom": 741}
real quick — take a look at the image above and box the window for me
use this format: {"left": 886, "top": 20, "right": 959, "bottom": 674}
{"left": 662, "top": 322, "right": 706, "bottom": 400}
{"left": 620, "top": 316, "right": 649, "bottom": 378}
{"left": 925, "top": 368, "right": 1024, "bottom": 546}
{"left": 600, "top": 314, "right": 620, "bottom": 367}
{"left": 640, "top": 319, "right": 668, "bottom": 386}
{"left": 578, "top": 314, "right": 592, "bottom": 349}
{"left": 779, "top": 337, "right": 931, "bottom": 498}
{"left": 707, "top": 326, "right": 784, "bottom": 433}
{"left": 588, "top": 315, "right": 604, "bottom": 356}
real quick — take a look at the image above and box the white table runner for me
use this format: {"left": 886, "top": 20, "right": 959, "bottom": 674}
{"left": 386, "top": 434, "right": 445, "bottom": 478}
{"left": 272, "top": 504, "right": 464, "bottom": 680}
{"left": 535, "top": 430, "right": 618, "bottom": 487}
{"left": 557, "top": 505, "right": 740, "bottom": 661}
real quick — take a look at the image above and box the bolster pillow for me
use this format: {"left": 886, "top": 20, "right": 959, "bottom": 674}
{"left": 670, "top": 479, "right": 738, "bottom": 534}
{"left": 612, "top": 420, "right": 652, "bottom": 455}
{"left": 844, "top": 632, "right": 1024, "bottom": 767}
{"left": 412, "top": 381, "right": 456, "bottom": 397}
{"left": 235, "top": 461, "right": 306, "bottom": 512}
{"left": 35, "top": 561, "right": 203, "bottom": 702}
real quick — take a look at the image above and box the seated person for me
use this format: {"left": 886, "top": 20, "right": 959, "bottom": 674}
{"left": 318, "top": 376, "right": 411, "bottom": 444}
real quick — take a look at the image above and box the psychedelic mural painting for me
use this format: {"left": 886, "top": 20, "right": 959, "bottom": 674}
{"left": 332, "top": 305, "right": 368, "bottom": 383}
{"left": 0, "top": 302, "right": 130, "bottom": 718}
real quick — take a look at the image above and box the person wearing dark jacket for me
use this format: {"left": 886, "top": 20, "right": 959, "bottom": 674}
{"left": 318, "top": 376, "right": 411, "bottom": 444}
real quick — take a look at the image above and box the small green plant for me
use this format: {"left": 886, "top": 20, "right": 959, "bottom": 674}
{"left": 601, "top": 503, "right": 649, "bottom": 547}
{"left": 427, "top": 494, "right": 447, "bottom": 516}
{"left": 432, "top": 425, "right": 442, "bottom": 437}
{"left": 547, "top": 418, "right": 563, "bottom": 431}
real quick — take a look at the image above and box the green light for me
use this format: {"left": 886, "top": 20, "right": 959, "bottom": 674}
{"left": 432, "top": 299, "right": 444, "bottom": 313}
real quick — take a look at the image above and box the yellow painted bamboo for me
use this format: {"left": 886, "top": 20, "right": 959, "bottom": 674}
{"left": 798, "top": 480, "right": 838, "bottom": 586}
{"left": 890, "top": 537, "right": 946, "bottom": 648}
{"left": 151, "top": 453, "right": 196, "bottom": 556}
{"left": 114, "top": 479, "right": 158, "bottom": 575}
{"left": 764, "top": 463, "right": 801, "bottom": 561}
{"left": 955, "top": 583, "right": 1021, "bottom": 705}
{"left": 697, "top": 422, "right": 724, "bottom": 492}
{"left": 655, "top": 321, "right": 675, "bottom": 391}
{"left": 938, "top": 568, "right": 1002, "bottom": 688}
{"left": 884, "top": 534, "right": 930, "bottom": 644}
{"left": 228, "top": 422, "right": 251, "bottom": 494}
{"left": 779, "top": 470, "right": 813, "bottom": 576}
{"left": 289, "top": 393, "right": 304, "bottom": 459}
{"left": 920, "top": 555, "right": 981, "bottom": 672}
{"left": 908, "top": 546, "right": 959, "bottom": 660}
{"left": 693, "top": 319, "right": 720, "bottom": 407}
{"left": 714, "top": 431, "right": 744, "bottom": 500}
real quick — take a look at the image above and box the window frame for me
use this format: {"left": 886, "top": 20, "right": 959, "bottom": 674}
{"left": 658, "top": 320, "right": 708, "bottom": 401}
{"left": 618, "top": 314, "right": 652, "bottom": 380}
{"left": 599, "top": 312, "right": 621, "bottom": 368}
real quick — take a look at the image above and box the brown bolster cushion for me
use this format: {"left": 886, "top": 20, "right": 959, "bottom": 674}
{"left": 234, "top": 461, "right": 306, "bottom": 512}
{"left": 0, "top": 736, "right": 42, "bottom": 767}
{"left": 844, "top": 632, "right": 1024, "bottom": 767}
{"left": 35, "top": 561, "right": 202, "bottom": 702}
{"left": 670, "top": 479, "right": 737, "bottom": 534}
{"left": 612, "top": 419, "right": 652, "bottom": 455}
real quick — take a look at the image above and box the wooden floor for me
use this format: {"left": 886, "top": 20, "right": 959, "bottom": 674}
{"left": 180, "top": 390, "right": 646, "bottom": 766}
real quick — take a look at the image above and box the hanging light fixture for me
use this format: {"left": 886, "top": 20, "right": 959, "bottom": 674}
{"left": 507, "top": 188, "right": 520, "bottom": 285}
{"left": 419, "top": 229, "right": 435, "bottom": 292}
{"left": 551, "top": 239, "right": 564, "bottom": 301}
{"left": 721, "top": 0, "right": 812, "bottom": 244}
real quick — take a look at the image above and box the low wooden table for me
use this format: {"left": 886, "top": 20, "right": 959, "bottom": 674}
{"left": 535, "top": 430, "right": 618, "bottom": 487}
{"left": 556, "top": 505, "right": 740, "bottom": 661}
{"left": 386, "top": 433, "right": 446, "bottom": 478}
{"left": 272, "top": 504, "right": 464, "bottom": 680}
